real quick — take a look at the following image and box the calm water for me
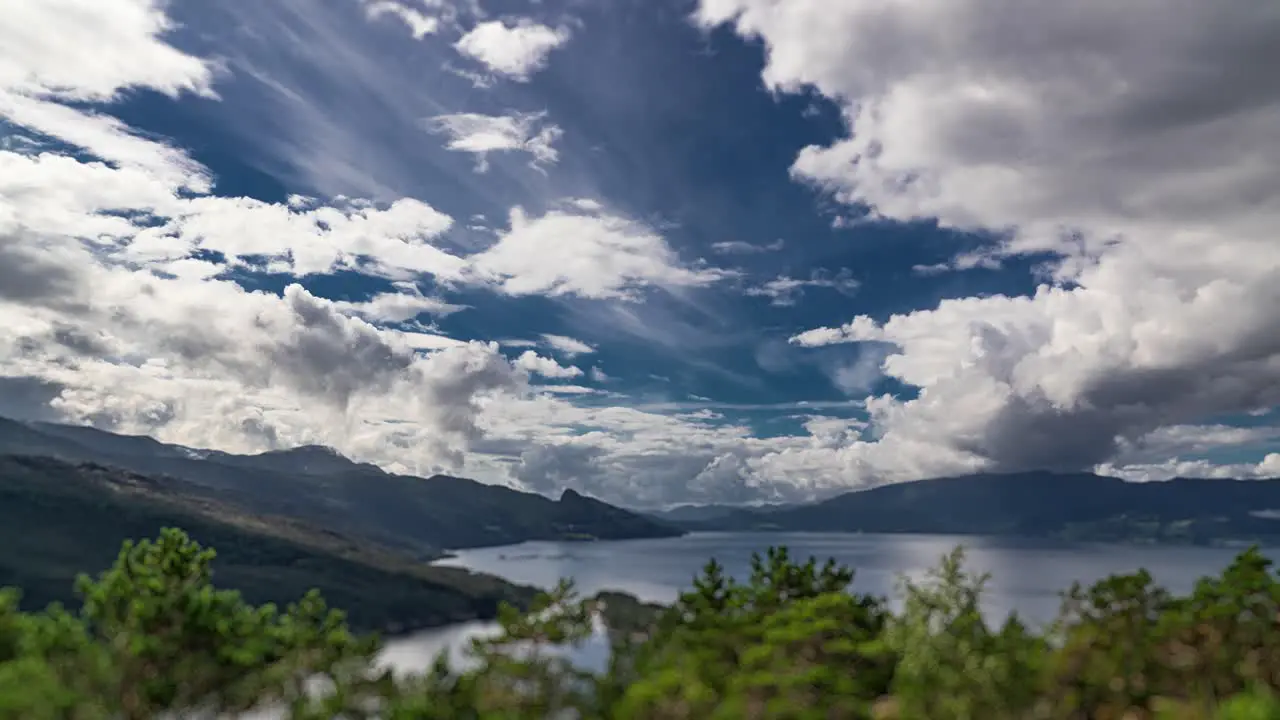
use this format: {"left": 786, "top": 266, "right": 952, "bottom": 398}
{"left": 378, "top": 532, "right": 1280, "bottom": 675}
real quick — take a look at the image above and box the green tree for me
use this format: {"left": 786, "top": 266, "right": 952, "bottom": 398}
{"left": 5, "top": 528, "right": 1280, "bottom": 718}
{"left": 0, "top": 528, "right": 388, "bottom": 720}
{"left": 885, "top": 546, "right": 1047, "bottom": 720}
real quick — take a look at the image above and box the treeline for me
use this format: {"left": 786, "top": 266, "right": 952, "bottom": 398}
{"left": 4, "top": 529, "right": 1280, "bottom": 718}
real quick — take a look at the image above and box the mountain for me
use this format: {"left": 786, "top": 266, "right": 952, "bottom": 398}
{"left": 645, "top": 502, "right": 798, "bottom": 524}
{"left": 209, "top": 444, "right": 386, "bottom": 476}
{"left": 0, "top": 453, "right": 535, "bottom": 634}
{"left": 675, "top": 472, "right": 1280, "bottom": 545}
{"left": 0, "top": 417, "right": 683, "bottom": 556}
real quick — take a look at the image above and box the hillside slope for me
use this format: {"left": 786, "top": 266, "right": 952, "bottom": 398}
{"left": 0, "top": 453, "right": 537, "bottom": 634}
{"left": 0, "top": 417, "right": 683, "bottom": 554}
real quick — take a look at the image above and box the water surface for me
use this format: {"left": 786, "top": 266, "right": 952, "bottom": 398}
{"left": 382, "top": 532, "right": 1279, "bottom": 672}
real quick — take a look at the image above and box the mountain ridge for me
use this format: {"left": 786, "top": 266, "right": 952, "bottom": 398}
{"left": 0, "top": 416, "right": 683, "bottom": 555}
{"left": 663, "top": 470, "right": 1280, "bottom": 545}
{"left": 0, "top": 452, "right": 537, "bottom": 634}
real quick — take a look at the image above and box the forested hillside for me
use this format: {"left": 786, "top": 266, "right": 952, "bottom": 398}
{"left": 0, "top": 454, "right": 534, "bottom": 634}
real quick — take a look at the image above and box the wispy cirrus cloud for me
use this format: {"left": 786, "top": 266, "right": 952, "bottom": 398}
{"left": 745, "top": 268, "right": 859, "bottom": 306}
{"left": 541, "top": 333, "right": 595, "bottom": 357}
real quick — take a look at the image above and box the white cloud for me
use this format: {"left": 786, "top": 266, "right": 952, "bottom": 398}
{"left": 0, "top": 93, "right": 209, "bottom": 191}
{"left": 513, "top": 351, "right": 584, "bottom": 379}
{"left": 1098, "top": 454, "right": 1280, "bottom": 483}
{"left": 7, "top": 0, "right": 1277, "bottom": 508}
{"left": 827, "top": 343, "right": 891, "bottom": 397}
{"left": 468, "top": 206, "right": 730, "bottom": 300}
{"left": 0, "top": 0, "right": 669, "bottom": 489}
{"left": 1118, "top": 424, "right": 1280, "bottom": 464}
{"left": 0, "top": 0, "right": 782, "bottom": 508}
{"left": 565, "top": 198, "right": 603, "bottom": 213}
{"left": 362, "top": 1, "right": 440, "bottom": 40}
{"left": 390, "top": 329, "right": 468, "bottom": 350}
{"left": 693, "top": 0, "right": 1280, "bottom": 484}
{"left": 454, "top": 19, "right": 570, "bottom": 81}
{"left": 710, "top": 238, "right": 784, "bottom": 254}
{"left": 745, "top": 268, "right": 859, "bottom": 306}
{"left": 541, "top": 333, "right": 595, "bottom": 357}
{"left": 425, "top": 111, "right": 561, "bottom": 172}
{"left": 498, "top": 338, "right": 539, "bottom": 349}
{"left": 0, "top": 226, "right": 521, "bottom": 449}
{"left": 0, "top": 151, "right": 463, "bottom": 279}
{"left": 0, "top": 0, "right": 215, "bottom": 194}
{"left": 790, "top": 316, "right": 880, "bottom": 349}
{"left": 331, "top": 286, "right": 464, "bottom": 322}
{"left": 167, "top": 194, "right": 461, "bottom": 278}
{"left": 532, "top": 384, "right": 599, "bottom": 395}
{"left": 0, "top": 0, "right": 214, "bottom": 102}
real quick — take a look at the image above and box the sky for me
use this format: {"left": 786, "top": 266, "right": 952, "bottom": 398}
{"left": 2, "top": 0, "right": 1280, "bottom": 508}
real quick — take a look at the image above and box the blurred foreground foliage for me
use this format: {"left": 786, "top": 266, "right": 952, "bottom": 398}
{"left": 3, "top": 529, "right": 1280, "bottom": 719}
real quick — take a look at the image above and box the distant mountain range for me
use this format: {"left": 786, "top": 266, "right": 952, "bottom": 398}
{"left": 0, "top": 416, "right": 682, "bottom": 631}
{"left": 645, "top": 502, "right": 799, "bottom": 524}
{"left": 9, "top": 414, "right": 1280, "bottom": 636}
{"left": 653, "top": 471, "right": 1280, "bottom": 546}
{"left": 0, "top": 416, "right": 682, "bottom": 555}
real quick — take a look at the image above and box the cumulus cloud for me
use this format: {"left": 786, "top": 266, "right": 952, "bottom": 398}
{"left": 0, "top": 0, "right": 214, "bottom": 192}
{"left": 0, "top": 0, "right": 215, "bottom": 102}
{"left": 331, "top": 285, "right": 465, "bottom": 322}
{"left": 513, "top": 350, "right": 584, "bottom": 379}
{"left": 826, "top": 343, "right": 891, "bottom": 397}
{"left": 361, "top": 1, "right": 440, "bottom": 39}
{"left": 1125, "top": 424, "right": 1280, "bottom": 459}
{"left": 696, "top": 0, "right": 1280, "bottom": 483}
{"left": 745, "top": 268, "right": 859, "bottom": 306}
{"left": 425, "top": 111, "right": 561, "bottom": 172}
{"left": 0, "top": 225, "right": 520, "bottom": 454}
{"left": 1, "top": 151, "right": 463, "bottom": 279}
{"left": 0, "top": 0, "right": 782, "bottom": 504}
{"left": 496, "top": 398, "right": 929, "bottom": 507}
{"left": 0, "top": 0, "right": 539, "bottom": 477}
{"left": 454, "top": 19, "right": 570, "bottom": 81}
{"left": 11, "top": 0, "right": 1277, "bottom": 508}
{"left": 468, "top": 205, "right": 730, "bottom": 299}
{"left": 0, "top": 234, "right": 86, "bottom": 305}
{"left": 1099, "top": 454, "right": 1280, "bottom": 484}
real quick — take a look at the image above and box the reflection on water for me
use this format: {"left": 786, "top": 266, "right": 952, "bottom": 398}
{"left": 378, "top": 616, "right": 614, "bottom": 677}
{"left": 378, "top": 620, "right": 501, "bottom": 675}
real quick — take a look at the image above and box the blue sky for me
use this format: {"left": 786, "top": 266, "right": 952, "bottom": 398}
{"left": 2, "top": 0, "right": 1279, "bottom": 506}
